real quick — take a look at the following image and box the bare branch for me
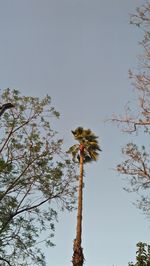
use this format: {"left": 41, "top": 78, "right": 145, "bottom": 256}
{"left": 0, "top": 257, "right": 12, "bottom": 266}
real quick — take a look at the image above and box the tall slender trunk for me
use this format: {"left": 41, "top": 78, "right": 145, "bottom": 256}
{"left": 72, "top": 153, "right": 84, "bottom": 266}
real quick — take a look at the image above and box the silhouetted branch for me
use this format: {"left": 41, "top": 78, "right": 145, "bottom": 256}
{"left": 0, "top": 103, "right": 14, "bottom": 117}
{"left": 0, "top": 257, "right": 12, "bottom": 266}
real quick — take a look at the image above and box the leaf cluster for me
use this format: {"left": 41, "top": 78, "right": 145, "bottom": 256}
{"left": 0, "top": 89, "right": 77, "bottom": 266}
{"left": 129, "top": 242, "right": 150, "bottom": 266}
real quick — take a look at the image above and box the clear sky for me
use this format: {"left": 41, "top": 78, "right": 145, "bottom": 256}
{"left": 0, "top": 1, "right": 149, "bottom": 266}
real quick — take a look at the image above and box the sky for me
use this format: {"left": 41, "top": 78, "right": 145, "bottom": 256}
{"left": 0, "top": 0, "right": 149, "bottom": 266}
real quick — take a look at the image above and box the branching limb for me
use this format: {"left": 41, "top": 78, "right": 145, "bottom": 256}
{"left": 0, "top": 257, "right": 12, "bottom": 266}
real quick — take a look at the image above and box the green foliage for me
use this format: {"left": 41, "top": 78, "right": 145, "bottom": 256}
{"left": 0, "top": 88, "right": 77, "bottom": 266}
{"left": 129, "top": 242, "right": 150, "bottom": 266}
{"left": 67, "top": 127, "right": 101, "bottom": 163}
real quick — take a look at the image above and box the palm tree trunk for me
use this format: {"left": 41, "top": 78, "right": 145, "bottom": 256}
{"left": 72, "top": 153, "right": 84, "bottom": 266}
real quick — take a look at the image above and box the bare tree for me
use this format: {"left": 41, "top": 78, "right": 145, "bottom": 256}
{"left": 112, "top": 3, "right": 150, "bottom": 216}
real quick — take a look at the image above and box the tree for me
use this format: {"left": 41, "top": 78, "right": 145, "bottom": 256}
{"left": 111, "top": 3, "right": 150, "bottom": 216}
{"left": 128, "top": 242, "right": 150, "bottom": 266}
{"left": 67, "top": 127, "right": 101, "bottom": 266}
{"left": 0, "top": 88, "right": 77, "bottom": 266}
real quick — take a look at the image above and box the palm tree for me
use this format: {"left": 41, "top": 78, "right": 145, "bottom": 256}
{"left": 67, "top": 127, "right": 101, "bottom": 266}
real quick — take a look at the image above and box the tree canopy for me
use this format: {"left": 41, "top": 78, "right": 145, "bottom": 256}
{"left": 0, "top": 88, "right": 77, "bottom": 266}
{"left": 67, "top": 127, "right": 101, "bottom": 163}
{"left": 128, "top": 242, "right": 150, "bottom": 266}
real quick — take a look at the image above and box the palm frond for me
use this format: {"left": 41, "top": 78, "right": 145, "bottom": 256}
{"left": 87, "top": 143, "right": 101, "bottom": 152}
{"left": 84, "top": 155, "right": 92, "bottom": 163}
{"left": 69, "top": 127, "right": 101, "bottom": 163}
{"left": 88, "top": 150, "right": 99, "bottom": 161}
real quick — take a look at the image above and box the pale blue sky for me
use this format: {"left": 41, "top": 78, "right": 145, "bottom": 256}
{"left": 0, "top": 1, "right": 149, "bottom": 266}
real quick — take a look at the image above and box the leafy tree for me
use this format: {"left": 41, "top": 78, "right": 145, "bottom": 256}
{"left": 112, "top": 3, "right": 150, "bottom": 216}
{"left": 67, "top": 127, "right": 101, "bottom": 266}
{"left": 0, "top": 88, "right": 77, "bottom": 266}
{"left": 128, "top": 242, "right": 150, "bottom": 266}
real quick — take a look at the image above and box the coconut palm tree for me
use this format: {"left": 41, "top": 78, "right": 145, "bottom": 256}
{"left": 67, "top": 127, "right": 101, "bottom": 266}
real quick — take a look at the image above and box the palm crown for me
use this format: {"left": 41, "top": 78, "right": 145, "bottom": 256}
{"left": 67, "top": 127, "right": 101, "bottom": 163}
